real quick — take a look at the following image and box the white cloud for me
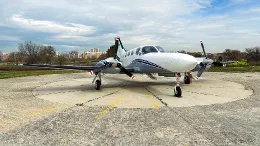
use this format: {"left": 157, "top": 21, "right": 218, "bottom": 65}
{"left": 10, "top": 14, "right": 96, "bottom": 35}
{"left": 0, "top": 35, "right": 20, "bottom": 41}
{"left": 0, "top": 0, "right": 260, "bottom": 53}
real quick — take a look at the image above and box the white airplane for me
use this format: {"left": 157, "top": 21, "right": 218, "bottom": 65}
{"left": 24, "top": 36, "right": 222, "bottom": 97}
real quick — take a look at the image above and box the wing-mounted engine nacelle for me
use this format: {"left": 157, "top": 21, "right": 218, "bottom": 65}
{"left": 102, "top": 67, "right": 121, "bottom": 74}
{"left": 93, "top": 58, "right": 123, "bottom": 74}
{"left": 95, "top": 60, "right": 112, "bottom": 68}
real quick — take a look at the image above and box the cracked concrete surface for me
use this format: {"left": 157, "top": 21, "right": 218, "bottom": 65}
{"left": 0, "top": 72, "right": 260, "bottom": 146}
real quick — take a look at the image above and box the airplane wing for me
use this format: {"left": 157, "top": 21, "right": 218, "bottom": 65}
{"left": 212, "top": 61, "right": 237, "bottom": 66}
{"left": 23, "top": 64, "right": 96, "bottom": 71}
{"left": 23, "top": 64, "right": 136, "bottom": 73}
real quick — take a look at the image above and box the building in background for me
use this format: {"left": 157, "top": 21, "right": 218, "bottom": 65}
{"left": 83, "top": 48, "right": 106, "bottom": 59}
{"left": 0, "top": 53, "right": 9, "bottom": 62}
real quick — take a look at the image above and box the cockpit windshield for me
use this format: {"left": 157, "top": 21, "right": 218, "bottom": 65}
{"left": 141, "top": 46, "right": 158, "bottom": 54}
{"left": 155, "top": 46, "right": 165, "bottom": 52}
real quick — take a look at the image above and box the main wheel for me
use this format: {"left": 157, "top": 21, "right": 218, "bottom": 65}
{"left": 174, "top": 86, "right": 182, "bottom": 97}
{"left": 184, "top": 75, "right": 190, "bottom": 84}
{"left": 95, "top": 80, "right": 101, "bottom": 90}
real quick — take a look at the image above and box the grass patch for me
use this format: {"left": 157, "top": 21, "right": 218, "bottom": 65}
{"left": 208, "top": 66, "right": 260, "bottom": 72}
{"left": 0, "top": 70, "right": 83, "bottom": 79}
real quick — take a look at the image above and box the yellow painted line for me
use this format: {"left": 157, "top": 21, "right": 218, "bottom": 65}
{"left": 0, "top": 120, "right": 10, "bottom": 125}
{"left": 145, "top": 94, "right": 159, "bottom": 109}
{"left": 25, "top": 105, "right": 67, "bottom": 117}
{"left": 0, "top": 99, "right": 8, "bottom": 103}
{"left": 95, "top": 97, "right": 122, "bottom": 120}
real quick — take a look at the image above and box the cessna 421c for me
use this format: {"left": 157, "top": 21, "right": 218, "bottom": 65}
{"left": 24, "top": 36, "right": 224, "bottom": 97}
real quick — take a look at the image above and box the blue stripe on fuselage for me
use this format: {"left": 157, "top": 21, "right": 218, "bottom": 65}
{"left": 134, "top": 59, "right": 165, "bottom": 70}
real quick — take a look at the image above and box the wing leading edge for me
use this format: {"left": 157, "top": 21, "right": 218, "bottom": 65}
{"left": 23, "top": 64, "right": 96, "bottom": 71}
{"left": 23, "top": 64, "right": 136, "bottom": 73}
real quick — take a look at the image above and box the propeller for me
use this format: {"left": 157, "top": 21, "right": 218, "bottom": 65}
{"left": 89, "top": 36, "right": 135, "bottom": 79}
{"left": 195, "top": 62, "right": 207, "bottom": 80}
{"left": 116, "top": 63, "right": 135, "bottom": 79}
{"left": 195, "top": 40, "right": 211, "bottom": 80}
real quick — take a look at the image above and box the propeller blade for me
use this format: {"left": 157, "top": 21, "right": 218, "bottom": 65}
{"left": 200, "top": 40, "right": 207, "bottom": 59}
{"left": 117, "top": 63, "right": 135, "bottom": 79}
{"left": 195, "top": 65, "right": 206, "bottom": 80}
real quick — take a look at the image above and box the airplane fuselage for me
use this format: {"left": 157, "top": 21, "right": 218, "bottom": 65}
{"left": 117, "top": 45, "right": 198, "bottom": 73}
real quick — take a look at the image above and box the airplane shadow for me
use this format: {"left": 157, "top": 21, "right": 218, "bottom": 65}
{"left": 18, "top": 75, "right": 207, "bottom": 97}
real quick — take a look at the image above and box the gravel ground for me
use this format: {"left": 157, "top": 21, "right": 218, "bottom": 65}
{"left": 0, "top": 72, "right": 260, "bottom": 146}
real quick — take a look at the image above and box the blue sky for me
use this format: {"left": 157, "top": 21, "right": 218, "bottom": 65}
{"left": 0, "top": 0, "right": 260, "bottom": 53}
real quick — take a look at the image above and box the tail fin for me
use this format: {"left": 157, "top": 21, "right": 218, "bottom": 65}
{"left": 114, "top": 36, "right": 126, "bottom": 61}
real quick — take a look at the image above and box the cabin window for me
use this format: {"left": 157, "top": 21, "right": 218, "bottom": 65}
{"left": 155, "top": 46, "right": 165, "bottom": 52}
{"left": 131, "top": 50, "right": 134, "bottom": 55}
{"left": 136, "top": 47, "right": 141, "bottom": 55}
{"left": 142, "top": 46, "right": 158, "bottom": 54}
{"left": 127, "top": 51, "right": 130, "bottom": 56}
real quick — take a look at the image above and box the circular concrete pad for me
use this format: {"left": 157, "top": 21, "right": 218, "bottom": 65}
{"left": 33, "top": 74, "right": 253, "bottom": 108}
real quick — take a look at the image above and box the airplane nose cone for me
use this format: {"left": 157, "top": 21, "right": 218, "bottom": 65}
{"left": 179, "top": 54, "right": 198, "bottom": 71}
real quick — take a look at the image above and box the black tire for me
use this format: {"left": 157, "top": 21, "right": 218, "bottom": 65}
{"left": 174, "top": 86, "right": 182, "bottom": 97}
{"left": 184, "top": 76, "right": 190, "bottom": 84}
{"left": 95, "top": 80, "right": 101, "bottom": 90}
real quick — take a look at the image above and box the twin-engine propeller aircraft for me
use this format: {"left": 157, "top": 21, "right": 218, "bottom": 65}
{"left": 24, "top": 36, "right": 223, "bottom": 97}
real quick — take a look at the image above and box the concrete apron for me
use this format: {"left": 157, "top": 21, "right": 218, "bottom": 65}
{"left": 33, "top": 75, "right": 253, "bottom": 108}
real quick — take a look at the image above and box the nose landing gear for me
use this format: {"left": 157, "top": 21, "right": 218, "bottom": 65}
{"left": 92, "top": 72, "right": 102, "bottom": 90}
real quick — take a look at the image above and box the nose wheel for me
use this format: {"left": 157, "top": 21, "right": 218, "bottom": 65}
{"left": 92, "top": 72, "right": 102, "bottom": 90}
{"left": 95, "top": 80, "right": 101, "bottom": 90}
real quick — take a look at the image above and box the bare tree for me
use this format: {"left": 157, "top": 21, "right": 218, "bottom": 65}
{"left": 19, "top": 41, "right": 41, "bottom": 64}
{"left": 106, "top": 45, "right": 115, "bottom": 58}
{"left": 245, "top": 46, "right": 260, "bottom": 62}
{"left": 223, "top": 49, "right": 241, "bottom": 61}
{"left": 56, "top": 54, "right": 68, "bottom": 65}
{"left": 39, "top": 46, "right": 56, "bottom": 64}
{"left": 187, "top": 52, "right": 203, "bottom": 57}
{"left": 68, "top": 51, "right": 79, "bottom": 63}
{"left": 0, "top": 51, "right": 2, "bottom": 63}
{"left": 177, "top": 50, "right": 187, "bottom": 54}
{"left": 6, "top": 52, "right": 24, "bottom": 65}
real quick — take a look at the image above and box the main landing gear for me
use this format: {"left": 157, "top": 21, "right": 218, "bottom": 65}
{"left": 92, "top": 72, "right": 102, "bottom": 90}
{"left": 184, "top": 72, "right": 192, "bottom": 84}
